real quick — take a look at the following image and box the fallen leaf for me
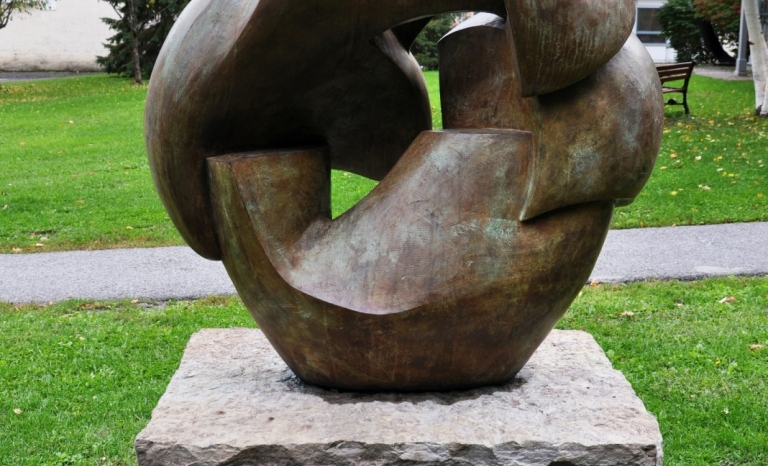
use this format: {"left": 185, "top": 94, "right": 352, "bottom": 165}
{"left": 670, "top": 153, "right": 677, "bottom": 159}
{"left": 723, "top": 407, "right": 730, "bottom": 415}
{"left": 698, "top": 185, "right": 711, "bottom": 191}
{"left": 670, "top": 191, "right": 678, "bottom": 196}
{"left": 13, "top": 408, "right": 22, "bottom": 415}
{"left": 34, "top": 243, "right": 44, "bottom": 248}
{"left": 19, "top": 141, "right": 25, "bottom": 147}
{"left": 76, "top": 200, "right": 84, "bottom": 205}
{"left": 69, "top": 120, "right": 74, "bottom": 124}
{"left": 617, "top": 311, "right": 635, "bottom": 317}
{"left": 131, "top": 299, "right": 139, "bottom": 304}
{"left": 589, "top": 279, "right": 599, "bottom": 287}
{"left": 719, "top": 296, "right": 736, "bottom": 304}
{"left": 11, "top": 248, "right": 21, "bottom": 253}
{"left": 2, "top": 204, "right": 7, "bottom": 210}
{"left": 660, "top": 166, "right": 668, "bottom": 170}
{"left": 695, "top": 156, "right": 702, "bottom": 161}
{"left": 749, "top": 344, "right": 764, "bottom": 351}
{"left": 40, "top": 237, "right": 48, "bottom": 242}
{"left": 125, "top": 226, "right": 133, "bottom": 230}
{"left": 758, "top": 193, "right": 764, "bottom": 198}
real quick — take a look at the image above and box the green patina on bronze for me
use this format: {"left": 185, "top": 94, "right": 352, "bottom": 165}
{"left": 145, "top": 0, "right": 663, "bottom": 391}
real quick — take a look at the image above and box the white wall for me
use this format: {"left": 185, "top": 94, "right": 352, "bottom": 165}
{"left": 0, "top": 0, "right": 118, "bottom": 71}
{"left": 644, "top": 44, "right": 677, "bottom": 63}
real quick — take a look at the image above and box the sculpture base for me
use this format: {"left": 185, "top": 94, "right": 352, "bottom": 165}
{"left": 135, "top": 329, "right": 663, "bottom": 466}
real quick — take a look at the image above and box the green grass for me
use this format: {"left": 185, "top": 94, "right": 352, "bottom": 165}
{"left": 557, "top": 277, "right": 768, "bottom": 465}
{"left": 0, "top": 296, "right": 255, "bottom": 465}
{"left": 0, "top": 76, "right": 181, "bottom": 252}
{"left": 1, "top": 277, "right": 766, "bottom": 465}
{"left": 1, "top": 72, "right": 767, "bottom": 253}
{"left": 614, "top": 75, "right": 768, "bottom": 228}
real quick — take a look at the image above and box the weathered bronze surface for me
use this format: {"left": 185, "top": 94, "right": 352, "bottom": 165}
{"left": 146, "top": 1, "right": 663, "bottom": 390}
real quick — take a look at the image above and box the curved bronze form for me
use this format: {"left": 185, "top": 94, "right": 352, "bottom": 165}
{"left": 146, "top": 1, "right": 663, "bottom": 391}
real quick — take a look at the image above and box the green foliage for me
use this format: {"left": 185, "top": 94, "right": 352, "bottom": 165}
{"left": 658, "top": 0, "right": 712, "bottom": 62}
{"left": 659, "top": 0, "right": 740, "bottom": 63}
{"left": 694, "top": 0, "right": 741, "bottom": 44}
{"left": 411, "top": 14, "right": 457, "bottom": 70}
{"left": 96, "top": 0, "right": 189, "bottom": 79}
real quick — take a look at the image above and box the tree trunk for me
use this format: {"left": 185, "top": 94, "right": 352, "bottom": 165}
{"left": 696, "top": 19, "right": 736, "bottom": 65}
{"left": 126, "top": 0, "right": 143, "bottom": 85}
{"left": 744, "top": 0, "right": 768, "bottom": 114}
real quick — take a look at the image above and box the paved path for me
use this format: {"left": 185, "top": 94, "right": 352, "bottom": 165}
{"left": 693, "top": 65, "right": 752, "bottom": 81}
{"left": 1, "top": 222, "right": 767, "bottom": 303}
{"left": 0, "top": 71, "right": 98, "bottom": 83}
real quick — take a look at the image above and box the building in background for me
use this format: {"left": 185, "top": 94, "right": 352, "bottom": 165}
{"left": 0, "top": 0, "right": 116, "bottom": 71}
{"left": 636, "top": 0, "right": 677, "bottom": 63}
{"left": 0, "top": 1, "right": 677, "bottom": 72}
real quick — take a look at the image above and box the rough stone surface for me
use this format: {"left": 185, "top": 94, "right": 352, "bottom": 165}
{"left": 135, "top": 329, "right": 663, "bottom": 466}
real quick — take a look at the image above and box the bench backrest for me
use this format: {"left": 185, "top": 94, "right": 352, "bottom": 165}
{"left": 656, "top": 62, "right": 695, "bottom": 85}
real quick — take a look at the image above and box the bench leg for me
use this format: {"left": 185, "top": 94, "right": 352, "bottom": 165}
{"left": 683, "top": 91, "right": 690, "bottom": 115}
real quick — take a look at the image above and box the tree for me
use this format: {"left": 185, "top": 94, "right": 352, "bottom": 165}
{"left": 658, "top": 0, "right": 740, "bottom": 64}
{"left": 658, "top": 0, "right": 710, "bottom": 62}
{"left": 0, "top": 0, "right": 46, "bottom": 31}
{"left": 411, "top": 14, "right": 454, "bottom": 71}
{"left": 694, "top": 0, "right": 741, "bottom": 64}
{"left": 97, "top": 0, "right": 189, "bottom": 84}
{"left": 0, "top": 0, "right": 46, "bottom": 89}
{"left": 412, "top": 13, "right": 463, "bottom": 70}
{"left": 743, "top": 0, "right": 768, "bottom": 115}
{"left": 694, "top": 0, "right": 741, "bottom": 44}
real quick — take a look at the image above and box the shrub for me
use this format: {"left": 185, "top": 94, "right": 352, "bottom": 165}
{"left": 97, "top": 0, "right": 189, "bottom": 82}
{"left": 412, "top": 14, "right": 459, "bottom": 70}
{"left": 658, "top": 0, "right": 713, "bottom": 62}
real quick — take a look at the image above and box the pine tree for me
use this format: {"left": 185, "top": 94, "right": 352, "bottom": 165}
{"left": 97, "top": 0, "right": 189, "bottom": 83}
{"left": 411, "top": 14, "right": 459, "bottom": 71}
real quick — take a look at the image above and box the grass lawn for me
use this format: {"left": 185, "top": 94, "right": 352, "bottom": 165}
{"left": 0, "top": 277, "right": 766, "bottom": 465}
{"left": 614, "top": 75, "right": 768, "bottom": 228}
{"left": 1, "top": 72, "right": 766, "bottom": 253}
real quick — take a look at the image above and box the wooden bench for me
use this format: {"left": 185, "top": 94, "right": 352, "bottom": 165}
{"left": 656, "top": 62, "right": 695, "bottom": 115}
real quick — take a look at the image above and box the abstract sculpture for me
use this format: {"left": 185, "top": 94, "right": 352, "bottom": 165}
{"left": 145, "top": 0, "right": 663, "bottom": 391}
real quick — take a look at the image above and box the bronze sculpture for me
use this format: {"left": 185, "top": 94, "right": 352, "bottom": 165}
{"left": 145, "top": 0, "right": 663, "bottom": 391}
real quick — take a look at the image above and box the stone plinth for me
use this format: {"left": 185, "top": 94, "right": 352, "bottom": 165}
{"left": 135, "top": 329, "right": 663, "bottom": 466}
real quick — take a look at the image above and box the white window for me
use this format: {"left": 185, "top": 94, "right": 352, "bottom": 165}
{"left": 636, "top": 8, "right": 666, "bottom": 44}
